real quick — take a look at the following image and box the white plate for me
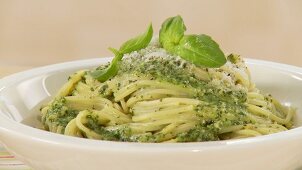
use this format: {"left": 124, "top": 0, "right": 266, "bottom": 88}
{"left": 0, "top": 58, "right": 302, "bottom": 170}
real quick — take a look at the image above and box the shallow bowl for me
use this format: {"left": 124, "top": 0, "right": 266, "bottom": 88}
{"left": 0, "top": 58, "right": 302, "bottom": 170}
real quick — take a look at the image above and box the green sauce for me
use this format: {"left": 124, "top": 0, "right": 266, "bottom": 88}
{"left": 43, "top": 98, "right": 78, "bottom": 130}
{"left": 113, "top": 49, "right": 249, "bottom": 142}
{"left": 46, "top": 47, "right": 250, "bottom": 142}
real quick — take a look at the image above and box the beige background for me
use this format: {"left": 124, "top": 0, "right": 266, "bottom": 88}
{"left": 0, "top": 0, "right": 302, "bottom": 76}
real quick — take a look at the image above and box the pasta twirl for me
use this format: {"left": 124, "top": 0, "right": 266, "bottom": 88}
{"left": 40, "top": 40, "right": 296, "bottom": 143}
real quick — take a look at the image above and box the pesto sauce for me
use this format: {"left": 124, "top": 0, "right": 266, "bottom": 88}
{"left": 116, "top": 52, "right": 249, "bottom": 142}
{"left": 119, "top": 53, "right": 246, "bottom": 103}
{"left": 87, "top": 48, "right": 250, "bottom": 142}
{"left": 84, "top": 112, "right": 176, "bottom": 142}
{"left": 44, "top": 98, "right": 79, "bottom": 128}
{"left": 177, "top": 124, "right": 220, "bottom": 142}
{"left": 85, "top": 114, "right": 132, "bottom": 141}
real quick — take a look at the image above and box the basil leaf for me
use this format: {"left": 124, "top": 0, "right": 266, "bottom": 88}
{"left": 159, "top": 16, "right": 226, "bottom": 68}
{"left": 175, "top": 34, "right": 226, "bottom": 67}
{"left": 159, "top": 15, "right": 186, "bottom": 53}
{"left": 92, "top": 24, "right": 153, "bottom": 82}
{"left": 90, "top": 69, "right": 112, "bottom": 82}
{"left": 91, "top": 48, "right": 122, "bottom": 82}
{"left": 119, "top": 24, "right": 153, "bottom": 54}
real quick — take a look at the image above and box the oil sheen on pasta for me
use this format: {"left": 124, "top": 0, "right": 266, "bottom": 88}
{"left": 40, "top": 39, "right": 295, "bottom": 142}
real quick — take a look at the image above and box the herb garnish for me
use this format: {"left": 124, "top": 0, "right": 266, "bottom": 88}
{"left": 159, "top": 15, "right": 226, "bottom": 67}
{"left": 91, "top": 24, "right": 153, "bottom": 82}
{"left": 92, "top": 15, "right": 226, "bottom": 82}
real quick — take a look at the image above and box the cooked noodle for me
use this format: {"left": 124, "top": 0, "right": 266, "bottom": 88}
{"left": 40, "top": 40, "right": 295, "bottom": 142}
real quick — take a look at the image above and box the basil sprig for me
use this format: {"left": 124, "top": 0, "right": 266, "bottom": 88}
{"left": 159, "top": 16, "right": 186, "bottom": 53}
{"left": 159, "top": 16, "right": 226, "bottom": 68}
{"left": 91, "top": 24, "right": 153, "bottom": 82}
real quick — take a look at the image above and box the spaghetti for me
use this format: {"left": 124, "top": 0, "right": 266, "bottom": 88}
{"left": 40, "top": 40, "right": 295, "bottom": 142}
